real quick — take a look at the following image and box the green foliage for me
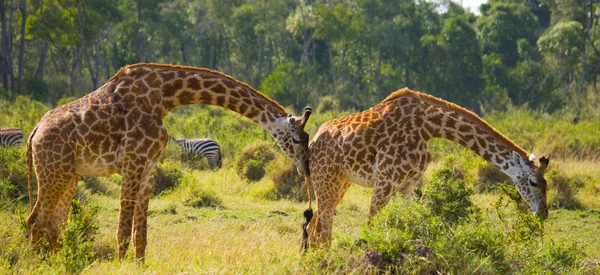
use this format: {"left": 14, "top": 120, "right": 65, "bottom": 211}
{"left": 307, "top": 169, "right": 593, "bottom": 274}
{"left": 183, "top": 187, "right": 223, "bottom": 209}
{"left": 484, "top": 107, "right": 600, "bottom": 160}
{"left": 263, "top": 154, "right": 307, "bottom": 201}
{"left": 153, "top": 160, "right": 185, "bottom": 196}
{"left": 423, "top": 168, "right": 476, "bottom": 225}
{"left": 538, "top": 21, "right": 585, "bottom": 70}
{"left": 0, "top": 146, "right": 27, "bottom": 204}
{"left": 80, "top": 176, "right": 109, "bottom": 196}
{"left": 0, "top": 96, "right": 49, "bottom": 133}
{"left": 58, "top": 196, "right": 99, "bottom": 274}
{"left": 164, "top": 106, "right": 267, "bottom": 161}
{"left": 236, "top": 141, "right": 276, "bottom": 182}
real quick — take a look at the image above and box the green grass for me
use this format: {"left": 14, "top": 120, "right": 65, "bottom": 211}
{"left": 1, "top": 96, "right": 599, "bottom": 273}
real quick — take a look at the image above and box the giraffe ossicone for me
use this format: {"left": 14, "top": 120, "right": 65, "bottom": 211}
{"left": 25, "top": 63, "right": 312, "bottom": 261}
{"left": 304, "top": 88, "right": 549, "bottom": 249}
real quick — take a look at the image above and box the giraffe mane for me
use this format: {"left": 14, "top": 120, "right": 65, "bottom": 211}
{"left": 112, "top": 63, "right": 288, "bottom": 114}
{"left": 382, "top": 88, "right": 530, "bottom": 159}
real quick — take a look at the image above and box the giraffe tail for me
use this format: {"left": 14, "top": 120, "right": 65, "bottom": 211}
{"left": 27, "top": 125, "right": 38, "bottom": 212}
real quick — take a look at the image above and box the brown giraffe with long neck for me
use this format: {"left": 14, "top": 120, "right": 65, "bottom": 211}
{"left": 26, "top": 63, "right": 312, "bottom": 261}
{"left": 305, "top": 88, "right": 549, "bottom": 248}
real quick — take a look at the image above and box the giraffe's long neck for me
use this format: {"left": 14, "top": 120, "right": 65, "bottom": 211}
{"left": 388, "top": 93, "right": 528, "bottom": 177}
{"left": 120, "top": 64, "right": 288, "bottom": 128}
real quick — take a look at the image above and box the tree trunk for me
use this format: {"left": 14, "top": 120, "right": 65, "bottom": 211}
{"left": 136, "top": 0, "right": 146, "bottom": 62}
{"left": 328, "top": 45, "right": 336, "bottom": 94}
{"left": 105, "top": 56, "right": 111, "bottom": 80}
{"left": 300, "top": 29, "right": 313, "bottom": 66}
{"left": 76, "top": 0, "right": 99, "bottom": 90}
{"left": 112, "top": 41, "right": 119, "bottom": 71}
{"left": 574, "top": 1, "right": 593, "bottom": 125}
{"left": 16, "top": 0, "right": 26, "bottom": 92}
{"left": 268, "top": 40, "right": 273, "bottom": 74}
{"left": 255, "top": 38, "right": 264, "bottom": 88}
{"left": 35, "top": 40, "right": 48, "bottom": 80}
{"left": 0, "top": 0, "right": 9, "bottom": 89}
{"left": 8, "top": 3, "right": 14, "bottom": 91}
{"left": 180, "top": 40, "right": 188, "bottom": 64}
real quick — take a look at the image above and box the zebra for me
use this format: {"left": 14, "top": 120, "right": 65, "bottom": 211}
{"left": 0, "top": 128, "right": 25, "bottom": 147}
{"left": 170, "top": 138, "right": 222, "bottom": 169}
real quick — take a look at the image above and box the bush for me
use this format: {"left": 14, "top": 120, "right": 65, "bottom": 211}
{"left": 300, "top": 164, "right": 594, "bottom": 274}
{"left": 153, "top": 160, "right": 184, "bottom": 196}
{"left": 183, "top": 188, "right": 223, "bottom": 208}
{"left": 0, "top": 146, "right": 27, "bottom": 203}
{"left": 79, "top": 176, "right": 108, "bottom": 195}
{"left": 476, "top": 163, "right": 511, "bottom": 192}
{"left": 58, "top": 196, "right": 99, "bottom": 274}
{"left": 236, "top": 141, "right": 276, "bottom": 181}
{"left": 265, "top": 154, "right": 308, "bottom": 201}
{"left": 423, "top": 168, "right": 476, "bottom": 225}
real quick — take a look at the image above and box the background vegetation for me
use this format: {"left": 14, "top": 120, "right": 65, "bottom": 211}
{"left": 0, "top": 0, "right": 599, "bottom": 273}
{"left": 0, "top": 0, "right": 598, "bottom": 116}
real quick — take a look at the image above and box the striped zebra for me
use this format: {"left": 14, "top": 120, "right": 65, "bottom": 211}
{"left": 171, "top": 138, "right": 222, "bottom": 169}
{"left": 0, "top": 128, "right": 25, "bottom": 147}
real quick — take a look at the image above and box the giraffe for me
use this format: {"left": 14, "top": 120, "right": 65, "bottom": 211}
{"left": 304, "top": 88, "right": 549, "bottom": 248}
{"left": 25, "top": 63, "right": 312, "bottom": 261}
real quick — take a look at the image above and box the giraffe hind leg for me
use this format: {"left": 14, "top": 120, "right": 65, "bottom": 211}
{"left": 47, "top": 176, "right": 80, "bottom": 251}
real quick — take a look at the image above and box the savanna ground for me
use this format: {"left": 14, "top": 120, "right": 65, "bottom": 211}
{"left": 1, "top": 97, "right": 599, "bottom": 274}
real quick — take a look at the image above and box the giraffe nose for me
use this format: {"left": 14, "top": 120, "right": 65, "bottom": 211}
{"left": 534, "top": 207, "right": 548, "bottom": 220}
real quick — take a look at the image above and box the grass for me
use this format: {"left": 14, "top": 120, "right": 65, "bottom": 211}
{"left": 0, "top": 158, "right": 598, "bottom": 274}
{"left": 0, "top": 96, "right": 599, "bottom": 273}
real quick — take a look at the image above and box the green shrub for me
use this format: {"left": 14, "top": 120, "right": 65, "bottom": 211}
{"left": 265, "top": 154, "right": 308, "bottom": 201}
{"left": 58, "top": 196, "right": 99, "bottom": 274}
{"left": 80, "top": 176, "right": 107, "bottom": 195}
{"left": 183, "top": 188, "right": 223, "bottom": 208}
{"left": 236, "top": 141, "right": 276, "bottom": 181}
{"left": 153, "top": 160, "right": 184, "bottom": 196}
{"left": 423, "top": 168, "right": 476, "bottom": 225}
{"left": 476, "top": 163, "right": 511, "bottom": 192}
{"left": 0, "top": 146, "right": 27, "bottom": 203}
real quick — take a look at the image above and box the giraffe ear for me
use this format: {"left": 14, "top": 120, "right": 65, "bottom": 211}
{"left": 538, "top": 156, "right": 550, "bottom": 172}
{"left": 512, "top": 151, "right": 525, "bottom": 169}
{"left": 299, "top": 106, "right": 312, "bottom": 131}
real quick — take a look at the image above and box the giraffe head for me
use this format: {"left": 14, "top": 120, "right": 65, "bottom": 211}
{"left": 274, "top": 106, "right": 312, "bottom": 176}
{"left": 510, "top": 152, "right": 550, "bottom": 218}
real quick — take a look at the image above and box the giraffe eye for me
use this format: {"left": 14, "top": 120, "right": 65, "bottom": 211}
{"left": 291, "top": 137, "right": 301, "bottom": 144}
{"left": 528, "top": 179, "right": 538, "bottom": 187}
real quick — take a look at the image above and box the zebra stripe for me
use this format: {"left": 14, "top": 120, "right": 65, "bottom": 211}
{"left": 0, "top": 128, "right": 25, "bottom": 147}
{"left": 172, "top": 138, "right": 222, "bottom": 168}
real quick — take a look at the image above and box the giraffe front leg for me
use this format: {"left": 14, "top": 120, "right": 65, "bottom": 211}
{"left": 132, "top": 168, "right": 156, "bottom": 262}
{"left": 368, "top": 179, "right": 397, "bottom": 221}
{"left": 368, "top": 168, "right": 425, "bottom": 221}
